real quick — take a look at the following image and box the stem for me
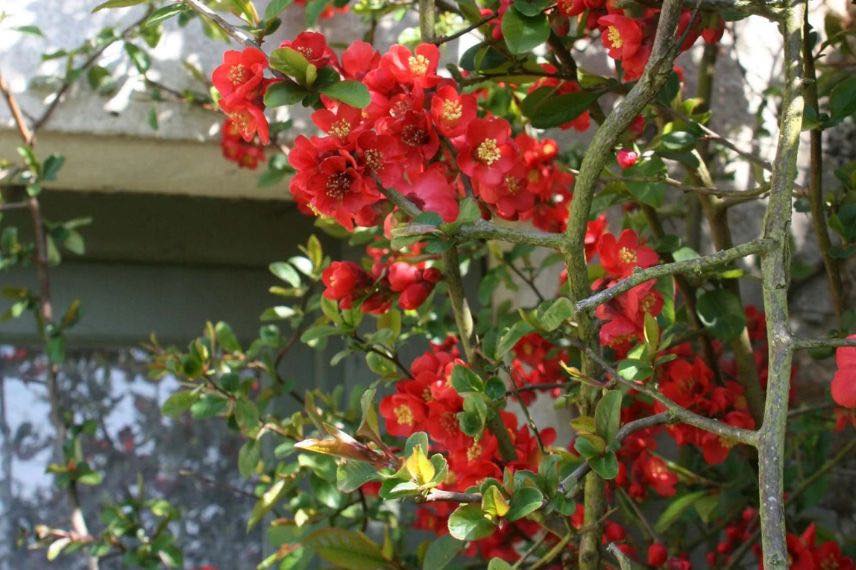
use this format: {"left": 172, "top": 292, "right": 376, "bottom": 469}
{"left": 0, "top": 72, "right": 99, "bottom": 570}
{"left": 418, "top": 0, "right": 436, "bottom": 41}
{"left": 802, "top": 6, "right": 845, "bottom": 323}
{"left": 562, "top": 2, "right": 683, "bottom": 565}
{"left": 690, "top": 154, "right": 765, "bottom": 425}
{"left": 183, "top": 0, "right": 259, "bottom": 48}
{"left": 756, "top": 4, "right": 804, "bottom": 567}
{"left": 792, "top": 337, "right": 856, "bottom": 350}
{"left": 575, "top": 239, "right": 771, "bottom": 314}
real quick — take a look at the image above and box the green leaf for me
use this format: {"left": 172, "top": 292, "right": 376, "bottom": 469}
{"left": 269, "top": 261, "right": 301, "bottom": 287}
{"left": 269, "top": 47, "right": 310, "bottom": 81}
{"left": 451, "top": 365, "right": 484, "bottom": 393}
{"left": 512, "top": 0, "right": 550, "bottom": 17}
{"left": 337, "top": 460, "right": 380, "bottom": 493}
{"left": 124, "top": 42, "right": 150, "bottom": 73}
{"left": 829, "top": 76, "right": 856, "bottom": 121}
{"left": 234, "top": 398, "right": 260, "bottom": 433}
{"left": 47, "top": 537, "right": 71, "bottom": 561}
{"left": 501, "top": 8, "right": 549, "bottom": 55}
{"left": 448, "top": 503, "right": 496, "bottom": 541}
{"left": 496, "top": 320, "right": 533, "bottom": 358}
{"left": 616, "top": 358, "right": 653, "bottom": 382}
{"left": 506, "top": 487, "right": 543, "bottom": 521}
{"left": 654, "top": 491, "right": 709, "bottom": 534}
{"left": 264, "top": 81, "right": 309, "bottom": 107}
{"left": 487, "top": 559, "right": 514, "bottom": 570}
{"left": 423, "top": 535, "right": 463, "bottom": 570}
{"left": 144, "top": 4, "right": 185, "bottom": 27}
{"left": 319, "top": 80, "right": 371, "bottom": 109}
{"left": 41, "top": 154, "right": 65, "bottom": 181}
{"left": 305, "top": 0, "right": 332, "bottom": 26}
{"left": 248, "top": 478, "right": 287, "bottom": 530}
{"left": 264, "top": 0, "right": 294, "bottom": 19}
{"left": 92, "top": 0, "right": 146, "bottom": 12}
{"left": 594, "top": 390, "right": 622, "bottom": 443}
{"left": 696, "top": 288, "right": 746, "bottom": 341}
{"left": 162, "top": 391, "right": 196, "bottom": 417}
{"left": 304, "top": 528, "right": 393, "bottom": 570}
{"left": 519, "top": 86, "right": 601, "bottom": 129}
{"left": 238, "top": 440, "right": 261, "bottom": 478}
{"left": 538, "top": 297, "right": 574, "bottom": 331}
{"left": 190, "top": 394, "right": 227, "bottom": 419}
{"left": 14, "top": 25, "right": 44, "bottom": 37}
{"left": 404, "top": 432, "right": 430, "bottom": 457}
{"left": 574, "top": 433, "right": 606, "bottom": 459}
{"left": 589, "top": 451, "right": 619, "bottom": 479}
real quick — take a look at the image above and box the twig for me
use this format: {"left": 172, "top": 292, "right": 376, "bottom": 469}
{"left": 574, "top": 239, "right": 771, "bottom": 315}
{"left": 183, "top": 0, "right": 259, "bottom": 48}
{"left": 792, "top": 337, "right": 856, "bottom": 350}
{"left": 433, "top": 12, "right": 497, "bottom": 45}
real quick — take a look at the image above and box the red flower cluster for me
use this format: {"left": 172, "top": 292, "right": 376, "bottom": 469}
{"left": 585, "top": 228, "right": 663, "bottom": 354}
{"left": 321, "top": 244, "right": 441, "bottom": 313}
{"left": 212, "top": 47, "right": 271, "bottom": 144}
{"left": 220, "top": 117, "right": 265, "bottom": 169}
{"left": 778, "top": 524, "right": 855, "bottom": 570}
{"left": 655, "top": 345, "right": 755, "bottom": 464}
{"left": 509, "top": 333, "right": 568, "bottom": 404}
{"left": 554, "top": 2, "right": 725, "bottom": 82}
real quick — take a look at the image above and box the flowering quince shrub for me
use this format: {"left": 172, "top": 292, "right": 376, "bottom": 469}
{"left": 3, "top": 0, "right": 856, "bottom": 568}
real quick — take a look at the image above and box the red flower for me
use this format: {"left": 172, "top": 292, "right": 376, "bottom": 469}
{"left": 312, "top": 102, "right": 364, "bottom": 143}
{"left": 648, "top": 543, "right": 668, "bottom": 567}
{"left": 636, "top": 452, "right": 677, "bottom": 497}
{"left": 279, "top": 31, "right": 336, "bottom": 68}
{"left": 598, "top": 229, "right": 659, "bottom": 278}
{"left": 219, "top": 98, "right": 270, "bottom": 144}
{"left": 430, "top": 85, "right": 477, "bottom": 138}
{"left": 456, "top": 117, "right": 517, "bottom": 187}
{"left": 475, "top": 163, "right": 536, "bottom": 220}
{"left": 616, "top": 149, "right": 639, "bottom": 169}
{"left": 401, "top": 164, "right": 459, "bottom": 222}
{"left": 379, "top": 393, "right": 427, "bottom": 437}
{"left": 699, "top": 410, "right": 754, "bottom": 465}
{"left": 831, "top": 335, "right": 856, "bottom": 409}
{"left": 212, "top": 47, "right": 268, "bottom": 105}
{"left": 306, "top": 153, "right": 381, "bottom": 230}
{"left": 384, "top": 43, "right": 441, "bottom": 89}
{"left": 355, "top": 130, "right": 405, "bottom": 189}
{"left": 322, "top": 261, "right": 372, "bottom": 308}
{"left": 341, "top": 41, "right": 380, "bottom": 80}
{"left": 598, "top": 14, "right": 643, "bottom": 61}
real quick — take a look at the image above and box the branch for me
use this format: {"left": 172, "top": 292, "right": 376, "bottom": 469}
{"left": 433, "top": 12, "right": 497, "bottom": 45}
{"left": 559, "top": 413, "right": 673, "bottom": 495}
{"left": 32, "top": 10, "right": 152, "bottom": 133}
{"left": 567, "top": 339, "right": 759, "bottom": 447}
{"left": 574, "top": 239, "right": 771, "bottom": 314}
{"left": 802, "top": 9, "right": 845, "bottom": 322}
{"left": 391, "top": 219, "right": 566, "bottom": 250}
{"left": 0, "top": 72, "right": 99, "bottom": 570}
{"left": 792, "top": 337, "right": 856, "bottom": 350}
{"left": 755, "top": 2, "right": 805, "bottom": 567}
{"left": 183, "top": 0, "right": 259, "bottom": 48}
{"left": 422, "top": 489, "right": 481, "bottom": 503}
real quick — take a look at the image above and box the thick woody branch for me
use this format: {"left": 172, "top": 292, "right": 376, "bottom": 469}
{"left": 563, "top": 2, "right": 683, "bottom": 567}
{"left": 391, "top": 219, "right": 566, "bottom": 250}
{"left": 755, "top": 2, "right": 805, "bottom": 567}
{"left": 574, "top": 239, "right": 771, "bottom": 315}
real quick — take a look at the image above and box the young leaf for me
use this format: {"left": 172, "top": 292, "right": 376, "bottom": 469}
{"left": 654, "top": 491, "right": 709, "bottom": 534}
{"left": 696, "top": 288, "right": 746, "bottom": 341}
{"left": 92, "top": 0, "right": 146, "bottom": 12}
{"left": 303, "top": 528, "right": 394, "bottom": 569}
